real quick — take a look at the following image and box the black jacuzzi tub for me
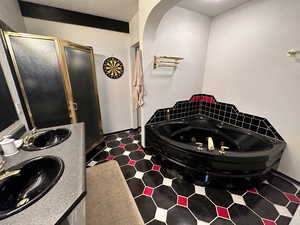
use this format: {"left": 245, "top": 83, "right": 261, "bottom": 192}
{"left": 146, "top": 117, "right": 286, "bottom": 179}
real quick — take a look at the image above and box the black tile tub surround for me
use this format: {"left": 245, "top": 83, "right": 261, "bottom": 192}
{"left": 87, "top": 130, "right": 300, "bottom": 225}
{"left": 146, "top": 94, "right": 284, "bottom": 141}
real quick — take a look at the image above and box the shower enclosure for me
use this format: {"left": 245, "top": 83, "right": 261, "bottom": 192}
{"left": 3, "top": 32, "right": 104, "bottom": 152}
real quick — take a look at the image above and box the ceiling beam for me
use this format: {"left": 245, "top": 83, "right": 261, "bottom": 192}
{"left": 19, "top": 1, "right": 130, "bottom": 33}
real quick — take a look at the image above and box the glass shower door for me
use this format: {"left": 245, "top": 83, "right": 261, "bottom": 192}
{"left": 61, "top": 41, "right": 104, "bottom": 152}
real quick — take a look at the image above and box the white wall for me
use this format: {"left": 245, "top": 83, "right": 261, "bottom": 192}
{"left": 138, "top": 0, "right": 160, "bottom": 46}
{"left": 94, "top": 54, "right": 132, "bottom": 133}
{"left": 0, "top": 0, "right": 26, "bottom": 32}
{"left": 24, "top": 17, "right": 133, "bottom": 133}
{"left": 129, "top": 12, "right": 139, "bottom": 46}
{"left": 203, "top": 0, "right": 300, "bottom": 180}
{"left": 142, "top": 6, "right": 211, "bottom": 126}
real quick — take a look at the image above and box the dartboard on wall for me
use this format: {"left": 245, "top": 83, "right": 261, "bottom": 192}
{"left": 103, "top": 57, "right": 124, "bottom": 79}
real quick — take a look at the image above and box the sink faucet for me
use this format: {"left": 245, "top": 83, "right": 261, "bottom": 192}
{"left": 0, "top": 169, "right": 21, "bottom": 181}
{"left": 0, "top": 154, "right": 20, "bottom": 181}
{"left": 207, "top": 137, "right": 215, "bottom": 151}
{"left": 23, "top": 128, "right": 38, "bottom": 147}
{"left": 0, "top": 147, "right": 21, "bottom": 181}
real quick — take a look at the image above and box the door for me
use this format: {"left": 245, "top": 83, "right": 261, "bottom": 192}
{"left": 4, "top": 32, "right": 74, "bottom": 128}
{"left": 61, "top": 41, "right": 103, "bottom": 152}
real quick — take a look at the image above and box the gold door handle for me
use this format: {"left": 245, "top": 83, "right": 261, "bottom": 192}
{"left": 73, "top": 102, "right": 78, "bottom": 111}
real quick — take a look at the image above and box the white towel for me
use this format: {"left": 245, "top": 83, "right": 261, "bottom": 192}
{"left": 132, "top": 49, "right": 144, "bottom": 107}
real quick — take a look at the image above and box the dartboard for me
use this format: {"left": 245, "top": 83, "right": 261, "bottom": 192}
{"left": 103, "top": 57, "right": 124, "bottom": 79}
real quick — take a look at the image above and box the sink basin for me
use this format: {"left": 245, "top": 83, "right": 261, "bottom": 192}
{"left": 23, "top": 128, "right": 71, "bottom": 151}
{"left": 0, "top": 156, "right": 64, "bottom": 220}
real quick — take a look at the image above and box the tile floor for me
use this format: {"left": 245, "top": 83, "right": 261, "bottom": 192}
{"left": 87, "top": 129, "right": 300, "bottom": 225}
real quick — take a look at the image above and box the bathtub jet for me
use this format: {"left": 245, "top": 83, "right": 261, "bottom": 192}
{"left": 145, "top": 117, "right": 286, "bottom": 182}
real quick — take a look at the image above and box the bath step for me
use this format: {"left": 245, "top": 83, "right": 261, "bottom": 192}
{"left": 86, "top": 160, "right": 144, "bottom": 225}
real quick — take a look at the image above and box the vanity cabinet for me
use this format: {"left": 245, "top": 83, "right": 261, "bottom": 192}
{"left": 3, "top": 32, "right": 104, "bottom": 152}
{"left": 60, "top": 197, "right": 86, "bottom": 225}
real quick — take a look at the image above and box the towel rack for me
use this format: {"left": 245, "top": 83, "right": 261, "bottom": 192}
{"left": 154, "top": 56, "right": 184, "bottom": 69}
{"left": 287, "top": 49, "right": 300, "bottom": 57}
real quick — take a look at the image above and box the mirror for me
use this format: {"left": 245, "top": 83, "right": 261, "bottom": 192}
{"left": 0, "top": 63, "right": 19, "bottom": 133}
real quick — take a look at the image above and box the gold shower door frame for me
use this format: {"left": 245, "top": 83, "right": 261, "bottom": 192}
{"left": 4, "top": 32, "right": 77, "bottom": 128}
{"left": 59, "top": 40, "right": 104, "bottom": 153}
{"left": 4, "top": 32, "right": 104, "bottom": 152}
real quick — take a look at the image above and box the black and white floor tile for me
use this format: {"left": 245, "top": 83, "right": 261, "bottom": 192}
{"left": 87, "top": 130, "right": 300, "bottom": 225}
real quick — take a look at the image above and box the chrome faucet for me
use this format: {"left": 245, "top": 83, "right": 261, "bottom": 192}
{"left": 207, "top": 137, "right": 215, "bottom": 151}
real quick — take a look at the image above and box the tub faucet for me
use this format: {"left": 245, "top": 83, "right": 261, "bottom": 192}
{"left": 166, "top": 109, "right": 171, "bottom": 121}
{"left": 207, "top": 137, "right": 215, "bottom": 151}
{"left": 196, "top": 142, "right": 203, "bottom": 151}
{"left": 219, "top": 146, "right": 229, "bottom": 154}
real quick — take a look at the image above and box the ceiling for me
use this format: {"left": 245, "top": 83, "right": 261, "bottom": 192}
{"left": 22, "top": 0, "right": 138, "bottom": 21}
{"left": 178, "top": 0, "right": 251, "bottom": 17}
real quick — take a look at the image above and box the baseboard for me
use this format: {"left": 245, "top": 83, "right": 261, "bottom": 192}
{"left": 104, "top": 127, "right": 141, "bottom": 136}
{"left": 271, "top": 169, "right": 300, "bottom": 186}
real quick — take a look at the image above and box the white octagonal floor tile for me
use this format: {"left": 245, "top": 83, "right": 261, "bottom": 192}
{"left": 155, "top": 207, "right": 168, "bottom": 222}
{"left": 231, "top": 193, "right": 246, "bottom": 205}
{"left": 274, "top": 204, "right": 292, "bottom": 217}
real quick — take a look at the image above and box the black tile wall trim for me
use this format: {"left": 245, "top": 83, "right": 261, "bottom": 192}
{"left": 146, "top": 94, "right": 284, "bottom": 141}
{"left": 19, "top": 1, "right": 130, "bottom": 33}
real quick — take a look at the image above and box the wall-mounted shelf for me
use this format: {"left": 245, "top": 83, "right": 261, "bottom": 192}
{"left": 154, "top": 56, "right": 184, "bottom": 69}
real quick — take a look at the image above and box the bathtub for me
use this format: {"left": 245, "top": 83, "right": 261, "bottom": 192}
{"left": 145, "top": 117, "right": 286, "bottom": 179}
